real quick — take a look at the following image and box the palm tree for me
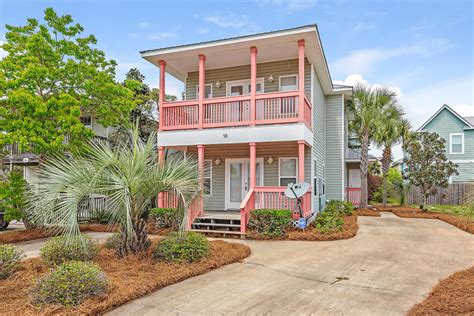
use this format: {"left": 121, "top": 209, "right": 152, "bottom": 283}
{"left": 28, "top": 127, "right": 200, "bottom": 257}
{"left": 348, "top": 84, "right": 398, "bottom": 208}
{"left": 373, "top": 105, "right": 407, "bottom": 206}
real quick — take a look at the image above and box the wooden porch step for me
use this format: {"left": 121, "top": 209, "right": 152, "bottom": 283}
{"left": 193, "top": 222, "right": 241, "bottom": 228}
{"left": 190, "top": 229, "right": 244, "bottom": 235}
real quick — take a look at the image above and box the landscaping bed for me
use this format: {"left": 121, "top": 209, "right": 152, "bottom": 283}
{"left": 408, "top": 266, "right": 474, "bottom": 315}
{"left": 0, "top": 224, "right": 117, "bottom": 244}
{"left": 374, "top": 205, "right": 473, "bottom": 234}
{"left": 354, "top": 208, "right": 381, "bottom": 217}
{"left": 1, "top": 240, "right": 250, "bottom": 315}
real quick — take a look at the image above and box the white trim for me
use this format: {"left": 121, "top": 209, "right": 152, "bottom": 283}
{"left": 451, "top": 160, "right": 474, "bottom": 163}
{"left": 195, "top": 83, "right": 213, "bottom": 99}
{"left": 341, "top": 94, "right": 345, "bottom": 200}
{"left": 418, "top": 104, "right": 473, "bottom": 131}
{"left": 225, "top": 78, "right": 264, "bottom": 96}
{"left": 279, "top": 74, "right": 298, "bottom": 92}
{"left": 224, "top": 158, "right": 264, "bottom": 210}
{"left": 449, "top": 133, "right": 464, "bottom": 155}
{"left": 278, "top": 157, "right": 298, "bottom": 186}
{"left": 203, "top": 159, "right": 212, "bottom": 196}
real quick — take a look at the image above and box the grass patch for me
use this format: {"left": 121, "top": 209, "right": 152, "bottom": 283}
{"left": 0, "top": 240, "right": 250, "bottom": 314}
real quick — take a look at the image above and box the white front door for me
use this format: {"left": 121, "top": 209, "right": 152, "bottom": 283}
{"left": 225, "top": 158, "right": 263, "bottom": 210}
{"left": 348, "top": 169, "right": 361, "bottom": 188}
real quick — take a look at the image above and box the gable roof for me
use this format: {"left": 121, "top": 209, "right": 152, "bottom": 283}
{"left": 417, "top": 104, "right": 474, "bottom": 131}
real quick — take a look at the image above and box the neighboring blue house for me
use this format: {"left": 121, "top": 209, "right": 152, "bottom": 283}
{"left": 418, "top": 104, "right": 474, "bottom": 183}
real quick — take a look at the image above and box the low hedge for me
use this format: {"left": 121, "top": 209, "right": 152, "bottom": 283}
{"left": 104, "top": 233, "right": 121, "bottom": 250}
{"left": 153, "top": 232, "right": 210, "bottom": 263}
{"left": 149, "top": 207, "right": 184, "bottom": 231}
{"left": 40, "top": 234, "right": 98, "bottom": 266}
{"left": 0, "top": 244, "right": 25, "bottom": 279}
{"left": 325, "top": 200, "right": 354, "bottom": 216}
{"left": 32, "top": 261, "right": 107, "bottom": 306}
{"left": 248, "top": 209, "right": 293, "bottom": 237}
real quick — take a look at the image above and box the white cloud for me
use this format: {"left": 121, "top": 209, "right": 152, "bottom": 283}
{"left": 204, "top": 15, "right": 250, "bottom": 28}
{"left": 351, "top": 22, "right": 376, "bottom": 33}
{"left": 128, "top": 32, "right": 176, "bottom": 41}
{"left": 262, "top": 0, "right": 317, "bottom": 11}
{"left": 195, "top": 28, "right": 209, "bottom": 34}
{"left": 137, "top": 22, "right": 150, "bottom": 29}
{"left": 332, "top": 39, "right": 454, "bottom": 75}
{"left": 333, "top": 73, "right": 402, "bottom": 98}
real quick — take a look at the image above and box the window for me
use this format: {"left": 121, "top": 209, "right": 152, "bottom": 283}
{"left": 203, "top": 160, "right": 212, "bottom": 195}
{"left": 196, "top": 84, "right": 213, "bottom": 99}
{"left": 279, "top": 157, "right": 297, "bottom": 186}
{"left": 80, "top": 116, "right": 92, "bottom": 128}
{"left": 279, "top": 75, "right": 298, "bottom": 92}
{"left": 313, "top": 159, "right": 317, "bottom": 196}
{"left": 450, "top": 133, "right": 464, "bottom": 154}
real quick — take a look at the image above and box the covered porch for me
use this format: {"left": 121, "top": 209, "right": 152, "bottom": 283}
{"left": 159, "top": 141, "right": 313, "bottom": 233}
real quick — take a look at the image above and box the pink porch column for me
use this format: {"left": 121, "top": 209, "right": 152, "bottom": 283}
{"left": 158, "top": 60, "right": 166, "bottom": 131}
{"left": 250, "top": 46, "right": 257, "bottom": 125}
{"left": 197, "top": 144, "right": 205, "bottom": 215}
{"left": 298, "top": 40, "right": 305, "bottom": 123}
{"left": 157, "top": 146, "right": 165, "bottom": 208}
{"left": 198, "top": 54, "right": 206, "bottom": 129}
{"left": 298, "top": 140, "right": 305, "bottom": 182}
{"left": 249, "top": 142, "right": 257, "bottom": 189}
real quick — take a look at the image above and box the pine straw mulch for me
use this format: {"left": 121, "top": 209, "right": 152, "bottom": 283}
{"left": 373, "top": 205, "right": 474, "bottom": 234}
{"left": 408, "top": 265, "right": 474, "bottom": 315}
{"left": 246, "top": 214, "right": 358, "bottom": 241}
{"left": 354, "top": 208, "right": 381, "bottom": 217}
{"left": 0, "top": 224, "right": 117, "bottom": 244}
{"left": 1, "top": 240, "right": 251, "bottom": 315}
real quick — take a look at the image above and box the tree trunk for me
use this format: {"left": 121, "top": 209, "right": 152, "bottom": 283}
{"left": 359, "top": 129, "right": 369, "bottom": 208}
{"left": 116, "top": 218, "right": 151, "bottom": 257}
{"left": 381, "top": 146, "right": 391, "bottom": 206}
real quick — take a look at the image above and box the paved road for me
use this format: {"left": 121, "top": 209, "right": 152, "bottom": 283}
{"left": 16, "top": 232, "right": 112, "bottom": 258}
{"left": 109, "top": 212, "right": 473, "bottom": 316}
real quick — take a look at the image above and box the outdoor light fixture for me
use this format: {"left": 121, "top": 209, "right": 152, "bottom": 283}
{"left": 268, "top": 74, "right": 274, "bottom": 83}
{"left": 215, "top": 81, "right": 221, "bottom": 88}
{"left": 215, "top": 157, "right": 221, "bottom": 165}
{"left": 267, "top": 156, "right": 274, "bottom": 164}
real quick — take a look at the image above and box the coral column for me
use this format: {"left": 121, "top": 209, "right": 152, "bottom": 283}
{"left": 298, "top": 141, "right": 305, "bottom": 182}
{"left": 250, "top": 46, "right": 257, "bottom": 125}
{"left": 298, "top": 40, "right": 305, "bottom": 123}
{"left": 198, "top": 54, "right": 206, "bottom": 129}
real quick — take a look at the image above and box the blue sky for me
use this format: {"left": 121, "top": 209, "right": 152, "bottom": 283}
{"left": 1, "top": 0, "right": 473, "bottom": 157}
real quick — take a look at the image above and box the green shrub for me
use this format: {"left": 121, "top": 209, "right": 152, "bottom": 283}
{"left": 153, "top": 232, "right": 209, "bottom": 263}
{"left": 315, "top": 209, "right": 344, "bottom": 233}
{"left": 89, "top": 209, "right": 111, "bottom": 224}
{"left": 149, "top": 207, "right": 184, "bottom": 230}
{"left": 32, "top": 261, "right": 107, "bottom": 306}
{"left": 325, "top": 200, "right": 354, "bottom": 216}
{"left": 40, "top": 234, "right": 98, "bottom": 266}
{"left": 0, "top": 244, "right": 25, "bottom": 279}
{"left": 104, "top": 233, "right": 121, "bottom": 249}
{"left": 248, "top": 209, "right": 292, "bottom": 237}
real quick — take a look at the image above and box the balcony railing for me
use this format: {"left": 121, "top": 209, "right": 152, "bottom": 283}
{"left": 160, "top": 91, "right": 312, "bottom": 131}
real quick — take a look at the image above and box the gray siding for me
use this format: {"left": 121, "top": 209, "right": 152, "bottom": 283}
{"left": 325, "top": 94, "right": 344, "bottom": 200}
{"left": 422, "top": 108, "right": 474, "bottom": 182}
{"left": 311, "top": 64, "right": 326, "bottom": 211}
{"left": 186, "top": 59, "right": 311, "bottom": 100}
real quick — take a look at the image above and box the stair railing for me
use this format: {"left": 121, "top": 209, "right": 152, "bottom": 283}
{"left": 239, "top": 188, "right": 255, "bottom": 234}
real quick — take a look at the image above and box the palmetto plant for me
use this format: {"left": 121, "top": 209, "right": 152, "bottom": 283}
{"left": 28, "top": 127, "right": 199, "bottom": 257}
{"left": 348, "top": 84, "right": 398, "bottom": 207}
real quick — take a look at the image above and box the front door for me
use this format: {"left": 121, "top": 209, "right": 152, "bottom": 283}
{"left": 225, "top": 158, "right": 263, "bottom": 210}
{"left": 348, "top": 169, "right": 361, "bottom": 188}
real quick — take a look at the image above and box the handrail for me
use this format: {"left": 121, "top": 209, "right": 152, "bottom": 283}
{"left": 239, "top": 188, "right": 255, "bottom": 234}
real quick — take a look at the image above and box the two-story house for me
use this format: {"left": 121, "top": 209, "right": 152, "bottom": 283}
{"left": 141, "top": 25, "right": 361, "bottom": 235}
{"left": 418, "top": 104, "right": 474, "bottom": 183}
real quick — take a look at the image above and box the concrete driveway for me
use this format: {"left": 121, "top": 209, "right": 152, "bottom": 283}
{"left": 109, "top": 213, "right": 473, "bottom": 316}
{"left": 16, "top": 232, "right": 112, "bottom": 258}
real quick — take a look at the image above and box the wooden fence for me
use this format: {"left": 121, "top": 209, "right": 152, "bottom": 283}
{"left": 406, "top": 183, "right": 474, "bottom": 206}
{"left": 77, "top": 196, "right": 107, "bottom": 222}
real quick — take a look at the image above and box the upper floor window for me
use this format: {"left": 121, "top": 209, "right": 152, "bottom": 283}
{"left": 279, "top": 75, "right": 298, "bottom": 92}
{"left": 203, "top": 160, "right": 212, "bottom": 195}
{"left": 196, "top": 84, "right": 213, "bottom": 99}
{"left": 80, "top": 116, "right": 92, "bottom": 128}
{"left": 449, "top": 133, "right": 464, "bottom": 154}
{"left": 279, "top": 157, "right": 297, "bottom": 186}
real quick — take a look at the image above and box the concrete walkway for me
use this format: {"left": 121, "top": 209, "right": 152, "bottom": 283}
{"left": 109, "top": 213, "right": 474, "bottom": 316}
{"left": 16, "top": 232, "right": 112, "bottom": 258}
